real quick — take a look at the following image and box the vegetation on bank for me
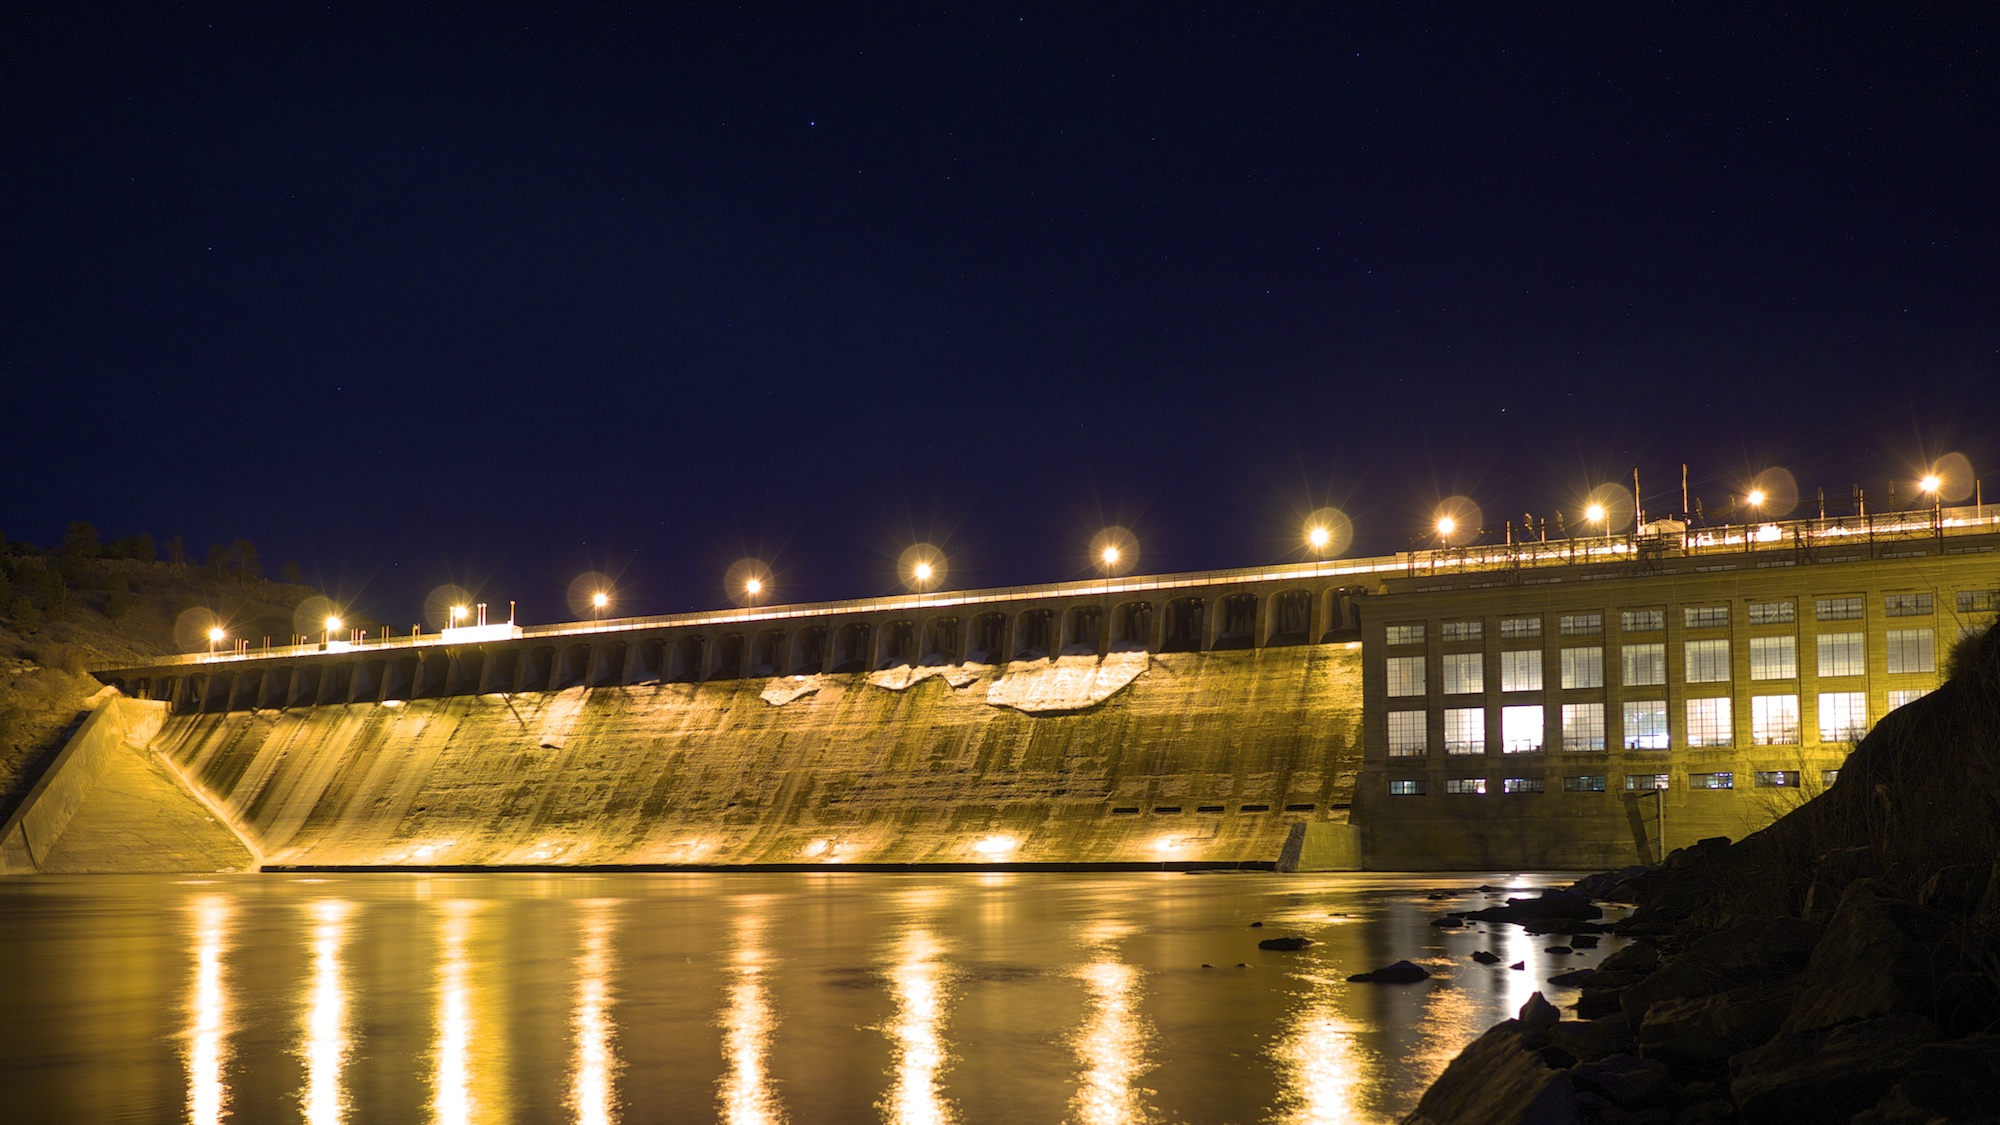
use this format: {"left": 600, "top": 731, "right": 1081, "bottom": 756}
{"left": 0, "top": 523, "right": 321, "bottom": 819}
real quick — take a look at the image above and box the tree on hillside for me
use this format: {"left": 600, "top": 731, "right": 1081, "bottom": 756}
{"left": 229, "top": 539, "right": 262, "bottom": 582}
{"left": 62, "top": 522, "right": 100, "bottom": 559}
{"left": 165, "top": 535, "right": 186, "bottom": 569}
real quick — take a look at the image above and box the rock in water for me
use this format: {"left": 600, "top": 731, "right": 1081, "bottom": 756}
{"left": 1471, "top": 950, "right": 1503, "bottom": 964}
{"left": 1257, "top": 935, "right": 1313, "bottom": 951}
{"left": 1347, "top": 959, "right": 1429, "bottom": 984}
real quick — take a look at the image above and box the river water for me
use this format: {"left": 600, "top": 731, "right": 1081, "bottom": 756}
{"left": 0, "top": 872, "right": 1613, "bottom": 1124}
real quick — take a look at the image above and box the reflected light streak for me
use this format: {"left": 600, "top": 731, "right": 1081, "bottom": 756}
{"left": 882, "top": 928, "right": 955, "bottom": 1125}
{"left": 572, "top": 903, "right": 620, "bottom": 1125}
{"left": 186, "top": 895, "right": 232, "bottom": 1125}
{"left": 432, "top": 903, "right": 476, "bottom": 1125}
{"left": 1272, "top": 1002, "right": 1369, "bottom": 1125}
{"left": 302, "top": 899, "right": 355, "bottom": 1125}
{"left": 720, "top": 913, "right": 782, "bottom": 1125}
{"left": 1072, "top": 959, "right": 1152, "bottom": 1125}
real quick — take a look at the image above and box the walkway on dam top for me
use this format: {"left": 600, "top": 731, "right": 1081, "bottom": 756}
{"left": 149, "top": 506, "right": 1996, "bottom": 670}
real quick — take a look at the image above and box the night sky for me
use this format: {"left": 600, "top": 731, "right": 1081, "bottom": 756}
{"left": 5, "top": 5, "right": 1996, "bottom": 626}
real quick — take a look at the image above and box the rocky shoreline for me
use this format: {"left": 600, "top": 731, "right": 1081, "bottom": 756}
{"left": 1402, "top": 625, "right": 2000, "bottom": 1124}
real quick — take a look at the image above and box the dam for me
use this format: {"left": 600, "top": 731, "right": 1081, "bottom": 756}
{"left": 10, "top": 505, "right": 1997, "bottom": 873}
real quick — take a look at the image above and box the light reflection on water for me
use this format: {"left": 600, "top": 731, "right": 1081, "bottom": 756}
{"left": 302, "top": 899, "right": 353, "bottom": 1125}
{"left": 881, "top": 927, "right": 955, "bottom": 1125}
{"left": 720, "top": 906, "right": 782, "bottom": 1125}
{"left": 6, "top": 873, "right": 1616, "bottom": 1125}
{"left": 185, "top": 895, "right": 230, "bottom": 1125}
{"left": 1268, "top": 973, "right": 1369, "bottom": 1125}
{"left": 1071, "top": 922, "right": 1152, "bottom": 1125}
{"left": 571, "top": 901, "right": 619, "bottom": 1125}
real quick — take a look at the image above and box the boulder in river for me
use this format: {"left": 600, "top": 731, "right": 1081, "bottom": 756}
{"left": 1346, "top": 959, "right": 1429, "bottom": 984}
{"left": 1256, "top": 935, "right": 1312, "bottom": 951}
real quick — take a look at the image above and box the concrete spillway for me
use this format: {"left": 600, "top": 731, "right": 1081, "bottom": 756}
{"left": 101, "top": 646, "right": 1363, "bottom": 870}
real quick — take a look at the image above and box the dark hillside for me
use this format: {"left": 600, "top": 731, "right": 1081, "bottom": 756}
{"left": 0, "top": 527, "right": 320, "bottom": 819}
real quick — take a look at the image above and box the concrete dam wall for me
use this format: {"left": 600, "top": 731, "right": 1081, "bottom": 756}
{"left": 144, "top": 647, "right": 1364, "bottom": 868}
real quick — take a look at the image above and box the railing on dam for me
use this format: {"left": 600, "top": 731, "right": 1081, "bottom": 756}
{"left": 96, "top": 505, "right": 1999, "bottom": 712}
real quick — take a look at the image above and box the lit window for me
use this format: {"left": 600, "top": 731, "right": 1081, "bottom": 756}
{"left": 1444, "top": 708, "right": 1485, "bottom": 754}
{"left": 1619, "top": 609, "right": 1664, "bottom": 632}
{"left": 1501, "top": 705, "right": 1544, "bottom": 753}
{"left": 1689, "top": 772, "right": 1734, "bottom": 790}
{"left": 1683, "top": 605, "right": 1730, "bottom": 630}
{"left": 1754, "top": 771, "right": 1802, "bottom": 788}
{"left": 1622, "top": 700, "right": 1669, "bottom": 749}
{"left": 1815, "top": 596, "right": 1863, "bottom": 622}
{"left": 1958, "top": 590, "right": 2000, "bottom": 614}
{"left": 1500, "top": 650, "right": 1543, "bottom": 692}
{"left": 1887, "top": 688, "right": 1929, "bottom": 710}
{"left": 1386, "top": 656, "right": 1426, "bottom": 697}
{"left": 1821, "top": 769, "right": 1840, "bottom": 786}
{"left": 1751, "top": 695, "right": 1800, "bottom": 745}
{"left": 1685, "top": 638, "right": 1731, "bottom": 683}
{"left": 1444, "top": 778, "right": 1488, "bottom": 795}
{"left": 1441, "top": 620, "right": 1483, "bottom": 642}
{"left": 1748, "top": 601, "right": 1796, "bottom": 625}
{"left": 1500, "top": 616, "right": 1543, "bottom": 639}
{"left": 1816, "top": 633, "right": 1865, "bottom": 677}
{"left": 1502, "top": 777, "right": 1545, "bottom": 794}
{"left": 1685, "top": 697, "right": 1733, "bottom": 747}
{"left": 1624, "top": 773, "right": 1670, "bottom": 791}
{"left": 1387, "top": 710, "right": 1428, "bottom": 757}
{"left": 1560, "top": 646, "right": 1603, "bottom": 690}
{"left": 1621, "top": 643, "right": 1666, "bottom": 687}
{"left": 1886, "top": 628, "right": 1935, "bottom": 675}
{"left": 1388, "top": 779, "right": 1426, "bottom": 796}
{"left": 1818, "top": 691, "right": 1868, "bottom": 743}
{"left": 1749, "top": 636, "right": 1797, "bottom": 680}
{"left": 1884, "top": 593, "right": 1933, "bottom": 618}
{"left": 1386, "top": 623, "right": 1426, "bottom": 645}
{"left": 1562, "top": 702, "right": 1605, "bottom": 751}
{"left": 1559, "top": 613, "right": 1603, "bottom": 637}
{"left": 1563, "top": 775, "right": 1606, "bottom": 793}
{"left": 1442, "top": 652, "right": 1484, "bottom": 695}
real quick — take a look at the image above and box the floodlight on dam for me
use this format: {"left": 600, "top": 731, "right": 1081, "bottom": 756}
{"left": 971, "top": 834, "right": 1018, "bottom": 859}
{"left": 1303, "top": 507, "right": 1353, "bottom": 557}
{"left": 727, "top": 558, "right": 776, "bottom": 607}
{"left": 207, "top": 626, "right": 225, "bottom": 654}
{"left": 450, "top": 605, "right": 468, "bottom": 626}
{"left": 1089, "top": 527, "right": 1138, "bottom": 577}
{"left": 746, "top": 578, "right": 762, "bottom": 596}
{"left": 1585, "top": 503, "right": 1606, "bottom": 524}
{"left": 1746, "top": 489, "right": 1766, "bottom": 509}
{"left": 1921, "top": 474, "right": 1942, "bottom": 494}
{"left": 1435, "top": 516, "right": 1457, "bottom": 538}
{"left": 899, "top": 543, "right": 947, "bottom": 595}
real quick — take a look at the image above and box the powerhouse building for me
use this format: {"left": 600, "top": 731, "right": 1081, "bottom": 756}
{"left": 1352, "top": 522, "right": 1999, "bottom": 869}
